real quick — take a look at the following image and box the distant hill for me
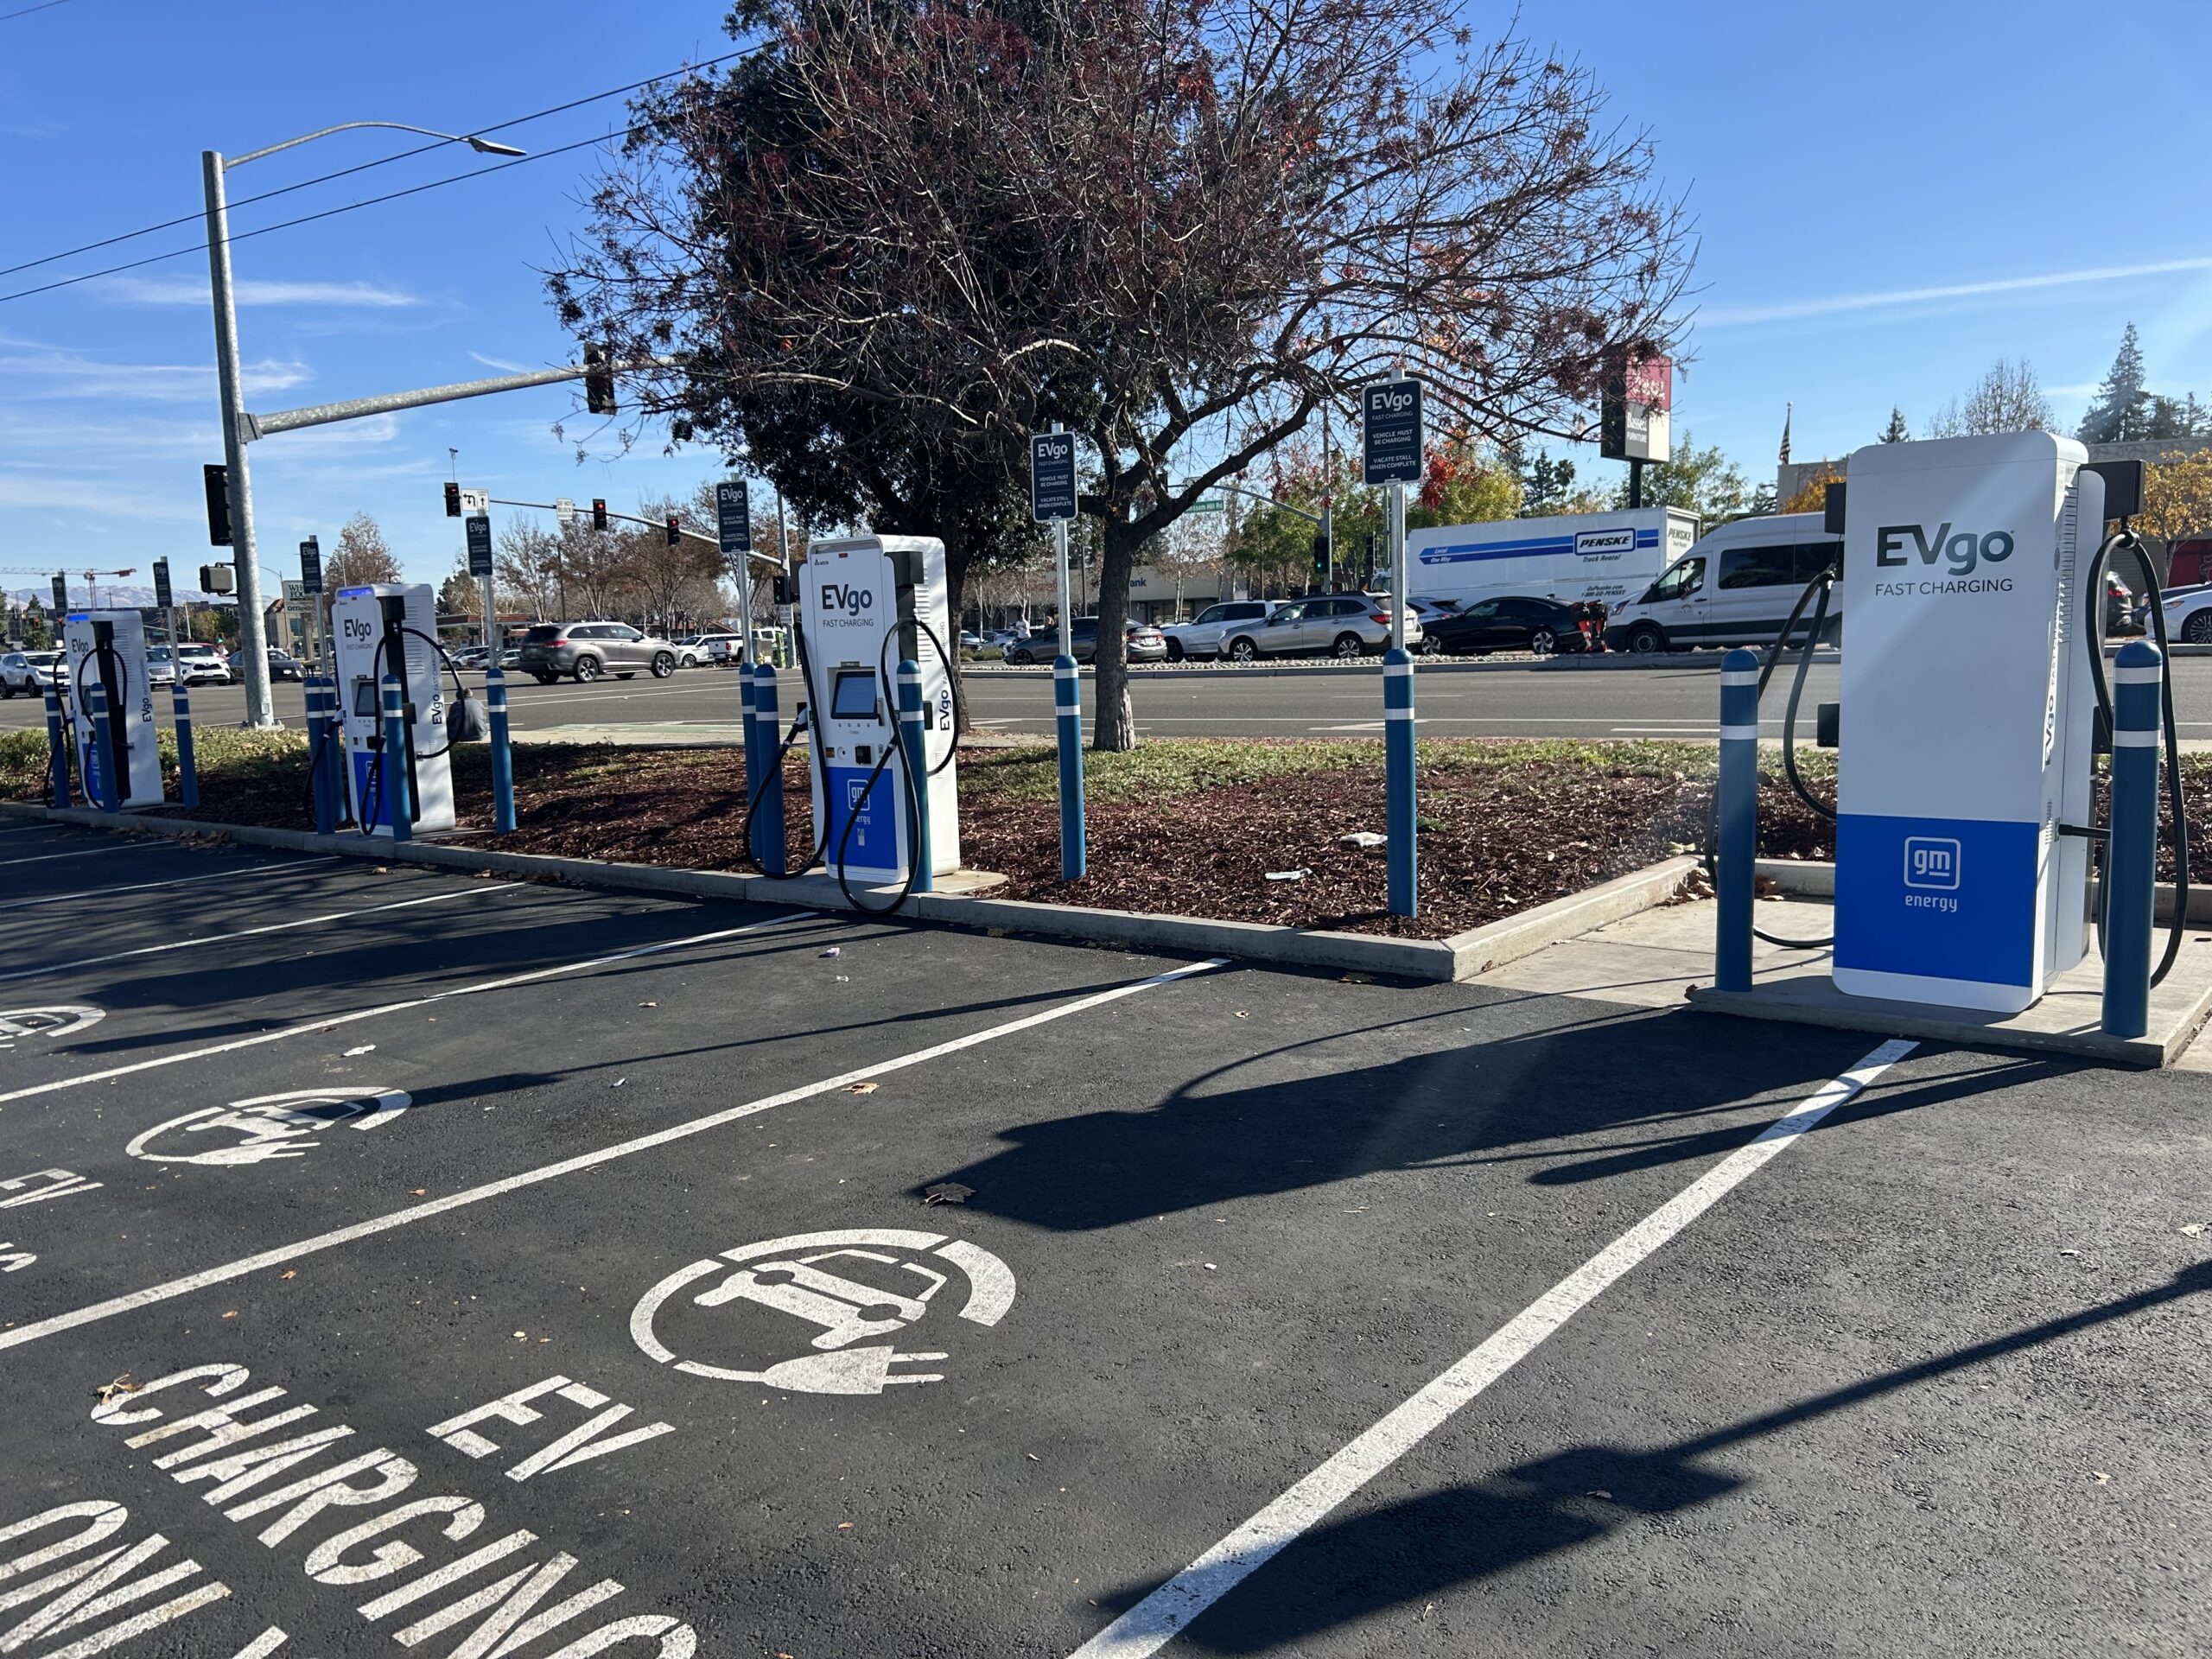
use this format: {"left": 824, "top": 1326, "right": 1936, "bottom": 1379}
{"left": 6, "top": 585, "right": 236, "bottom": 609}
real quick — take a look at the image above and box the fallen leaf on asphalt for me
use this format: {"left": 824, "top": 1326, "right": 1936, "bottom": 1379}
{"left": 410, "top": 1189, "right": 426, "bottom": 1196}
{"left": 2181, "top": 1223, "right": 2207, "bottom": 1237}
{"left": 2094, "top": 1471, "right": 2112, "bottom": 1485}
{"left": 923, "top": 1182, "right": 974, "bottom": 1206}
{"left": 1234, "top": 1010, "right": 1249, "bottom": 1019}
{"left": 2058, "top": 1248, "right": 2081, "bottom": 1257}
{"left": 343, "top": 1045, "right": 375, "bottom": 1057}
{"left": 836, "top": 1522, "right": 854, "bottom": 1530}
{"left": 373, "top": 867, "right": 388, "bottom": 874}
{"left": 638, "top": 1001, "right": 658, "bottom": 1008}
{"left": 821, "top": 946, "right": 842, "bottom": 957}
{"left": 92, "top": 1375, "right": 140, "bottom": 1404}
{"left": 222, "top": 1311, "right": 238, "bottom": 1319}
{"left": 847, "top": 1081, "right": 879, "bottom": 1095}
{"left": 613, "top": 1078, "right": 626, "bottom": 1088}
{"left": 280, "top": 1270, "right": 296, "bottom": 1281}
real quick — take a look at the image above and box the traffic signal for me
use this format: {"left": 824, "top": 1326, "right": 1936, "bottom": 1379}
{"left": 1312, "top": 530, "right": 1331, "bottom": 577}
{"left": 583, "top": 343, "right": 614, "bottom": 416}
{"left": 443, "top": 480, "right": 462, "bottom": 518}
{"left": 202, "top": 463, "right": 232, "bottom": 547}
{"left": 665, "top": 516, "right": 682, "bottom": 547}
{"left": 591, "top": 498, "right": 608, "bottom": 532}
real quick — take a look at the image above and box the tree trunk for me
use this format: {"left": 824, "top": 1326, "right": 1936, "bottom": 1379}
{"left": 1091, "top": 518, "right": 1141, "bottom": 751}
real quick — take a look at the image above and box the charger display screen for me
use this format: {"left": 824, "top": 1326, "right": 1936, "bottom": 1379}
{"left": 830, "top": 670, "right": 879, "bottom": 721}
{"left": 353, "top": 679, "right": 380, "bottom": 718}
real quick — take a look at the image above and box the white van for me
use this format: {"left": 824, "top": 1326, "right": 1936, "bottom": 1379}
{"left": 1604, "top": 512, "right": 1843, "bottom": 654}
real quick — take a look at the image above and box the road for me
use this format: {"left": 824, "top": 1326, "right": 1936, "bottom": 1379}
{"left": 0, "top": 818, "right": 2202, "bottom": 1656}
{"left": 13, "top": 655, "right": 2212, "bottom": 741}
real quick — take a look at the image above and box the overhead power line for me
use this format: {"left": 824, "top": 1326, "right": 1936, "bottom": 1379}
{"left": 0, "top": 45, "right": 749, "bottom": 283}
{"left": 0, "top": 0, "right": 78, "bottom": 22}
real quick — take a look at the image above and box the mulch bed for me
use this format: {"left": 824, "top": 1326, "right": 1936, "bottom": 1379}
{"left": 131, "top": 743, "right": 1840, "bottom": 941}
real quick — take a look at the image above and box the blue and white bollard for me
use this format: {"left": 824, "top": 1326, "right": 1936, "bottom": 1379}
{"left": 305, "top": 679, "right": 334, "bottom": 835}
{"left": 169, "top": 677, "right": 199, "bottom": 809}
{"left": 83, "top": 677, "right": 119, "bottom": 814}
{"left": 1716, "top": 648, "right": 1762, "bottom": 993}
{"left": 2102, "top": 639, "right": 2163, "bottom": 1039}
{"left": 41, "top": 682, "right": 71, "bottom": 809}
{"left": 1053, "top": 654, "right": 1086, "bottom": 882}
{"left": 898, "top": 658, "right": 934, "bottom": 893}
{"left": 753, "top": 663, "right": 786, "bottom": 874}
{"left": 485, "top": 663, "right": 517, "bottom": 834}
{"left": 1383, "top": 647, "right": 1417, "bottom": 916}
{"left": 379, "top": 671, "right": 413, "bottom": 843}
{"left": 741, "top": 668, "right": 763, "bottom": 863}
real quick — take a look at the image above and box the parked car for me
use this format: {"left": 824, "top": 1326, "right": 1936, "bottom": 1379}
{"left": 1004, "top": 619, "right": 1170, "bottom": 665}
{"left": 145, "top": 646, "right": 178, "bottom": 687}
{"left": 671, "top": 636, "right": 709, "bottom": 668}
{"left": 517, "top": 621, "right": 678, "bottom": 683}
{"left": 1160, "top": 599, "right": 1278, "bottom": 661}
{"left": 448, "top": 645, "right": 491, "bottom": 671}
{"left": 958, "top": 629, "right": 982, "bottom": 651}
{"left": 0, "top": 650, "right": 68, "bottom": 696}
{"left": 1421, "top": 595, "right": 1587, "bottom": 656}
{"left": 1408, "top": 597, "right": 1461, "bottom": 635}
{"left": 1217, "top": 594, "right": 1418, "bottom": 661}
{"left": 2156, "top": 583, "right": 2212, "bottom": 644}
{"left": 226, "top": 646, "right": 304, "bottom": 682}
{"left": 696, "top": 632, "right": 743, "bottom": 664}
{"left": 175, "top": 644, "right": 232, "bottom": 684}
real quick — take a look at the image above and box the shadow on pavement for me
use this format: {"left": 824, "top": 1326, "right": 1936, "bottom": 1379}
{"left": 1115, "top": 1260, "right": 2212, "bottom": 1652}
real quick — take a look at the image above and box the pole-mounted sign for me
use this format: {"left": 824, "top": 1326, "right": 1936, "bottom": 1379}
{"left": 152, "top": 558, "right": 174, "bottom": 611}
{"left": 1362, "top": 378, "right": 1424, "bottom": 486}
{"left": 458, "top": 486, "right": 490, "bottom": 515}
{"left": 715, "top": 480, "right": 753, "bottom": 560}
{"left": 50, "top": 574, "right": 67, "bottom": 615}
{"left": 465, "top": 514, "right": 494, "bottom": 579}
{"left": 1030, "top": 431, "right": 1077, "bottom": 522}
{"left": 298, "top": 536, "right": 323, "bottom": 595}
{"left": 1599, "top": 347, "right": 1672, "bottom": 464}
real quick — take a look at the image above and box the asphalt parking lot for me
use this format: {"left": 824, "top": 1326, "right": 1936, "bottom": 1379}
{"left": 0, "top": 816, "right": 2206, "bottom": 1656}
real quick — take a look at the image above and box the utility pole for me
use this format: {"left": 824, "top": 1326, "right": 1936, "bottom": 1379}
{"left": 1321, "top": 406, "right": 1335, "bottom": 593}
{"left": 202, "top": 150, "right": 278, "bottom": 729}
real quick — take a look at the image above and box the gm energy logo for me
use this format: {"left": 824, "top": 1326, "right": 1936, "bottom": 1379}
{"left": 1904, "top": 836, "right": 1961, "bottom": 891}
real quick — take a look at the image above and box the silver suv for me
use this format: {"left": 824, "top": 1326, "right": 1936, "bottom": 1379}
{"left": 1219, "top": 594, "right": 1421, "bottom": 660}
{"left": 1160, "top": 600, "right": 1277, "bottom": 661}
{"left": 517, "top": 621, "right": 678, "bottom": 684}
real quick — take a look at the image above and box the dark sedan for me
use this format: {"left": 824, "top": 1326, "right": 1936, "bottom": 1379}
{"left": 1423, "top": 595, "right": 1590, "bottom": 656}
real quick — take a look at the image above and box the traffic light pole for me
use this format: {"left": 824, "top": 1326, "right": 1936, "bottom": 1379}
{"left": 202, "top": 150, "right": 279, "bottom": 732}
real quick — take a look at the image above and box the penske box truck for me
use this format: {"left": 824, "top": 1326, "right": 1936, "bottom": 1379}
{"left": 1401, "top": 507, "right": 1698, "bottom": 611}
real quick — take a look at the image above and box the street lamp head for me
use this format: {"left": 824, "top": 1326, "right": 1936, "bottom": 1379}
{"left": 467, "top": 137, "right": 527, "bottom": 158}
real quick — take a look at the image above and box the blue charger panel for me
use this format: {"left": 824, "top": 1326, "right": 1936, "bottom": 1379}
{"left": 1834, "top": 813, "right": 2039, "bottom": 988}
{"left": 826, "top": 764, "right": 902, "bottom": 874}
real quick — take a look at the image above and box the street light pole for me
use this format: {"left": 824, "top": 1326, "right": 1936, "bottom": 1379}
{"left": 203, "top": 122, "right": 526, "bottom": 731}
{"left": 201, "top": 149, "right": 277, "bottom": 729}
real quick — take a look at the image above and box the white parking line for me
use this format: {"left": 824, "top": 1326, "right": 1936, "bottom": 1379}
{"left": 1068, "top": 1038, "right": 1918, "bottom": 1657}
{"left": 0, "top": 841, "right": 142, "bottom": 869}
{"left": 0, "top": 881, "right": 519, "bottom": 985}
{"left": 0, "top": 912, "right": 817, "bottom": 1109}
{"left": 0, "top": 855, "right": 340, "bottom": 913}
{"left": 0, "top": 955, "right": 1226, "bottom": 1354}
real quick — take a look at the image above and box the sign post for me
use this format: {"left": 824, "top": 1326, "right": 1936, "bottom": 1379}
{"left": 464, "top": 511, "right": 516, "bottom": 833}
{"left": 717, "top": 478, "right": 769, "bottom": 861}
{"left": 1031, "top": 426, "right": 1084, "bottom": 882}
{"left": 1600, "top": 348, "right": 1673, "bottom": 510}
{"left": 154, "top": 557, "right": 199, "bottom": 807}
{"left": 1363, "top": 372, "right": 1423, "bottom": 918}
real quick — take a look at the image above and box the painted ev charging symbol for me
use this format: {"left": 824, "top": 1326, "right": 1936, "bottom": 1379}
{"left": 629, "top": 1229, "right": 1015, "bottom": 1396}
{"left": 125, "top": 1088, "right": 412, "bottom": 1166}
{"left": 0, "top": 1006, "right": 104, "bottom": 1041}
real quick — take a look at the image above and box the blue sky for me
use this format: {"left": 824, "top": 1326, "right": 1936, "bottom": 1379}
{"left": 3, "top": 0, "right": 2209, "bottom": 594}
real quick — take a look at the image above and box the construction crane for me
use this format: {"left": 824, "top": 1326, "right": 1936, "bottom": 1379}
{"left": 0, "top": 567, "right": 136, "bottom": 608}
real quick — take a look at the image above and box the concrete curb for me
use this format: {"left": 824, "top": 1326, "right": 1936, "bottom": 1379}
{"left": 0, "top": 800, "right": 1696, "bottom": 986}
{"left": 966, "top": 653, "right": 1841, "bottom": 680}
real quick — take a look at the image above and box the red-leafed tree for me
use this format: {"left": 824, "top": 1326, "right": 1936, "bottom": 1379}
{"left": 550, "top": 0, "right": 1693, "bottom": 748}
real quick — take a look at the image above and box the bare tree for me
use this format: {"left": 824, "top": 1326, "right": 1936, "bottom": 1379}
{"left": 1927, "top": 359, "right": 2054, "bottom": 437}
{"left": 550, "top": 0, "right": 1692, "bottom": 747}
{"left": 328, "top": 511, "right": 402, "bottom": 590}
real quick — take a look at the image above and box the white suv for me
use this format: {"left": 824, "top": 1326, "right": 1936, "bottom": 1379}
{"left": 1160, "top": 600, "right": 1278, "bottom": 661}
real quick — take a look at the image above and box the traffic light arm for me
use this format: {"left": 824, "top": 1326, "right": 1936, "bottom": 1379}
{"left": 243, "top": 356, "right": 676, "bottom": 442}
{"left": 1184, "top": 479, "right": 1323, "bottom": 525}
{"left": 483, "top": 495, "right": 784, "bottom": 565}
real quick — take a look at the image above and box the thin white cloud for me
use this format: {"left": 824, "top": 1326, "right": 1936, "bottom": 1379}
{"left": 0, "top": 345, "right": 312, "bottom": 403}
{"left": 469, "top": 351, "right": 533, "bottom": 373}
{"left": 101, "top": 275, "right": 423, "bottom": 308}
{"left": 0, "top": 472, "right": 197, "bottom": 522}
{"left": 1700, "top": 257, "right": 2212, "bottom": 327}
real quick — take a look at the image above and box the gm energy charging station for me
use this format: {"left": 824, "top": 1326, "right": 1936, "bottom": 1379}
{"left": 61, "top": 608, "right": 161, "bottom": 809}
{"left": 1833, "top": 432, "right": 2097, "bottom": 1013}
{"left": 796, "top": 534, "right": 961, "bottom": 897}
{"left": 332, "top": 582, "right": 455, "bottom": 837}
